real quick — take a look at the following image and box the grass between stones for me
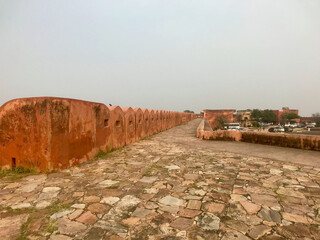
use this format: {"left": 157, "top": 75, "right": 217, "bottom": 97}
{"left": 0, "top": 167, "right": 37, "bottom": 181}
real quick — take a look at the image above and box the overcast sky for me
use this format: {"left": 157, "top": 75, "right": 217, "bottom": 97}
{"left": 0, "top": 1, "right": 319, "bottom": 115}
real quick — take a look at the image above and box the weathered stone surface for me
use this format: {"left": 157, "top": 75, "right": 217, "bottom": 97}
{"left": 100, "top": 197, "right": 120, "bottom": 205}
{"left": 56, "top": 217, "right": 87, "bottom": 235}
{"left": 122, "top": 217, "right": 140, "bottom": 227}
{"left": 76, "top": 211, "right": 98, "bottom": 225}
{"left": 204, "top": 202, "right": 225, "bottom": 214}
{"left": 281, "top": 212, "right": 312, "bottom": 224}
{"left": 131, "top": 207, "right": 152, "bottom": 218}
{"left": 179, "top": 208, "right": 201, "bottom": 218}
{"left": 83, "top": 196, "right": 100, "bottom": 203}
{"left": 0, "top": 119, "right": 319, "bottom": 239}
{"left": 88, "top": 203, "right": 108, "bottom": 213}
{"left": 222, "top": 230, "right": 251, "bottom": 240}
{"left": 198, "top": 213, "right": 220, "bottom": 230}
{"left": 170, "top": 217, "right": 194, "bottom": 230}
{"left": 258, "top": 208, "right": 281, "bottom": 223}
{"left": 0, "top": 214, "right": 29, "bottom": 240}
{"left": 248, "top": 225, "right": 272, "bottom": 239}
{"left": 99, "top": 180, "right": 119, "bottom": 186}
{"left": 240, "top": 201, "right": 260, "bottom": 214}
{"left": 139, "top": 176, "right": 158, "bottom": 183}
{"left": 50, "top": 235, "right": 73, "bottom": 240}
{"left": 159, "top": 195, "right": 185, "bottom": 206}
{"left": 187, "top": 200, "right": 202, "bottom": 210}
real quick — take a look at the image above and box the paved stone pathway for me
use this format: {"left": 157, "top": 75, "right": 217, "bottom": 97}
{"left": 0, "top": 119, "right": 319, "bottom": 239}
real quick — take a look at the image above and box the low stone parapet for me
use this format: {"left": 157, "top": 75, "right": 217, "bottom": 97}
{"left": 197, "top": 119, "right": 320, "bottom": 151}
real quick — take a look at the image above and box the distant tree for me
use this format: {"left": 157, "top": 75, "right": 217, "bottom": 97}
{"left": 281, "top": 112, "right": 300, "bottom": 123}
{"left": 184, "top": 110, "right": 194, "bottom": 113}
{"left": 312, "top": 112, "right": 320, "bottom": 127}
{"left": 251, "top": 109, "right": 262, "bottom": 121}
{"left": 214, "top": 115, "right": 228, "bottom": 128}
{"left": 251, "top": 121, "right": 260, "bottom": 127}
{"left": 262, "top": 110, "right": 277, "bottom": 123}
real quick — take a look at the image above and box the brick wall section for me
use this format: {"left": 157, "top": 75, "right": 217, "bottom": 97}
{"left": 0, "top": 97, "right": 195, "bottom": 171}
{"left": 197, "top": 119, "right": 320, "bottom": 151}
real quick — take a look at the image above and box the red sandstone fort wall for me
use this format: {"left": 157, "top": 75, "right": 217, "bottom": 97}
{"left": 0, "top": 97, "right": 195, "bottom": 172}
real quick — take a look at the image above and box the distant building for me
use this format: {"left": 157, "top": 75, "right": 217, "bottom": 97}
{"left": 236, "top": 110, "right": 253, "bottom": 127}
{"left": 272, "top": 107, "right": 299, "bottom": 123}
{"left": 203, "top": 109, "right": 236, "bottom": 128}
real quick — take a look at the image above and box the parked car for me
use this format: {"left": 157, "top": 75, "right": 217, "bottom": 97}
{"left": 284, "top": 126, "right": 293, "bottom": 132}
{"left": 268, "top": 127, "right": 285, "bottom": 133}
{"left": 225, "top": 122, "right": 241, "bottom": 130}
{"left": 306, "top": 123, "right": 316, "bottom": 128}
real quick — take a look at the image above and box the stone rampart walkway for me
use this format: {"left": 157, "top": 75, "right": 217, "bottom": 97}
{"left": 0, "top": 119, "right": 319, "bottom": 239}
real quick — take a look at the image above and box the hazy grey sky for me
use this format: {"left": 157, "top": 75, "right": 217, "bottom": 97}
{"left": 1, "top": 1, "right": 319, "bottom": 115}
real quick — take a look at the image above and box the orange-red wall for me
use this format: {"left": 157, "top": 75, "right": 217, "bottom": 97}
{"left": 203, "top": 110, "right": 235, "bottom": 128}
{"left": 0, "top": 97, "right": 195, "bottom": 172}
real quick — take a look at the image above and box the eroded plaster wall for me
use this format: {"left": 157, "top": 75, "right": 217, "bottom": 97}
{"left": 0, "top": 97, "right": 195, "bottom": 171}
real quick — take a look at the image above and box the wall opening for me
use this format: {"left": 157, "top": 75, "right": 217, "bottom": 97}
{"left": 104, "top": 119, "right": 109, "bottom": 127}
{"left": 12, "top": 158, "right": 16, "bottom": 170}
{"left": 129, "top": 120, "right": 133, "bottom": 126}
{"left": 115, "top": 120, "right": 121, "bottom": 127}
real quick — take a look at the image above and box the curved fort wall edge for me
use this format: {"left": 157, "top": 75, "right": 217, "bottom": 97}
{"left": 0, "top": 97, "right": 195, "bottom": 172}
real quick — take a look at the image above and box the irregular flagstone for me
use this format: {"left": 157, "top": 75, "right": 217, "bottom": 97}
{"left": 165, "top": 165, "right": 180, "bottom": 170}
{"left": 56, "top": 217, "right": 87, "bottom": 235}
{"left": 159, "top": 204, "right": 180, "bottom": 214}
{"left": 187, "top": 200, "right": 202, "bottom": 210}
{"left": 15, "top": 183, "right": 39, "bottom": 193}
{"left": 113, "top": 195, "right": 141, "bottom": 214}
{"left": 250, "top": 194, "right": 280, "bottom": 208}
{"left": 88, "top": 203, "right": 109, "bottom": 213}
{"left": 276, "top": 188, "right": 305, "bottom": 199}
{"left": 76, "top": 211, "right": 98, "bottom": 225}
{"left": 51, "top": 209, "right": 74, "bottom": 220}
{"left": 71, "top": 203, "right": 86, "bottom": 209}
{"left": 139, "top": 176, "right": 158, "bottom": 183}
{"left": 281, "top": 212, "right": 313, "bottom": 224}
{"left": 122, "top": 217, "right": 140, "bottom": 227}
{"left": 0, "top": 214, "right": 29, "bottom": 240}
{"left": 170, "top": 217, "right": 194, "bottom": 230}
{"left": 42, "top": 187, "right": 61, "bottom": 192}
{"left": 50, "top": 234, "right": 73, "bottom": 240}
{"left": 159, "top": 195, "right": 185, "bottom": 206}
{"left": 203, "top": 202, "right": 225, "bottom": 214}
{"left": 240, "top": 201, "right": 261, "bottom": 214}
{"left": 11, "top": 202, "right": 32, "bottom": 209}
{"left": 100, "top": 197, "right": 120, "bottom": 205}
{"left": 248, "top": 225, "right": 272, "bottom": 239}
{"left": 222, "top": 230, "right": 251, "bottom": 240}
{"left": 131, "top": 207, "right": 152, "bottom": 218}
{"left": 258, "top": 208, "right": 281, "bottom": 223}
{"left": 179, "top": 208, "right": 201, "bottom": 218}
{"left": 68, "top": 209, "right": 84, "bottom": 220}
{"left": 36, "top": 200, "right": 52, "bottom": 209}
{"left": 99, "top": 180, "right": 119, "bottom": 186}
{"left": 198, "top": 212, "right": 220, "bottom": 230}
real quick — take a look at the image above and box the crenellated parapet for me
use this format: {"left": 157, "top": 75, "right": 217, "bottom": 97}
{"left": 0, "top": 97, "right": 196, "bottom": 171}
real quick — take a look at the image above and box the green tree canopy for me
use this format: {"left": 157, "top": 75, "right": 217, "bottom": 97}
{"left": 262, "top": 110, "right": 277, "bottom": 123}
{"left": 281, "top": 112, "right": 300, "bottom": 122}
{"left": 184, "top": 110, "right": 194, "bottom": 113}
{"left": 251, "top": 109, "right": 262, "bottom": 120}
